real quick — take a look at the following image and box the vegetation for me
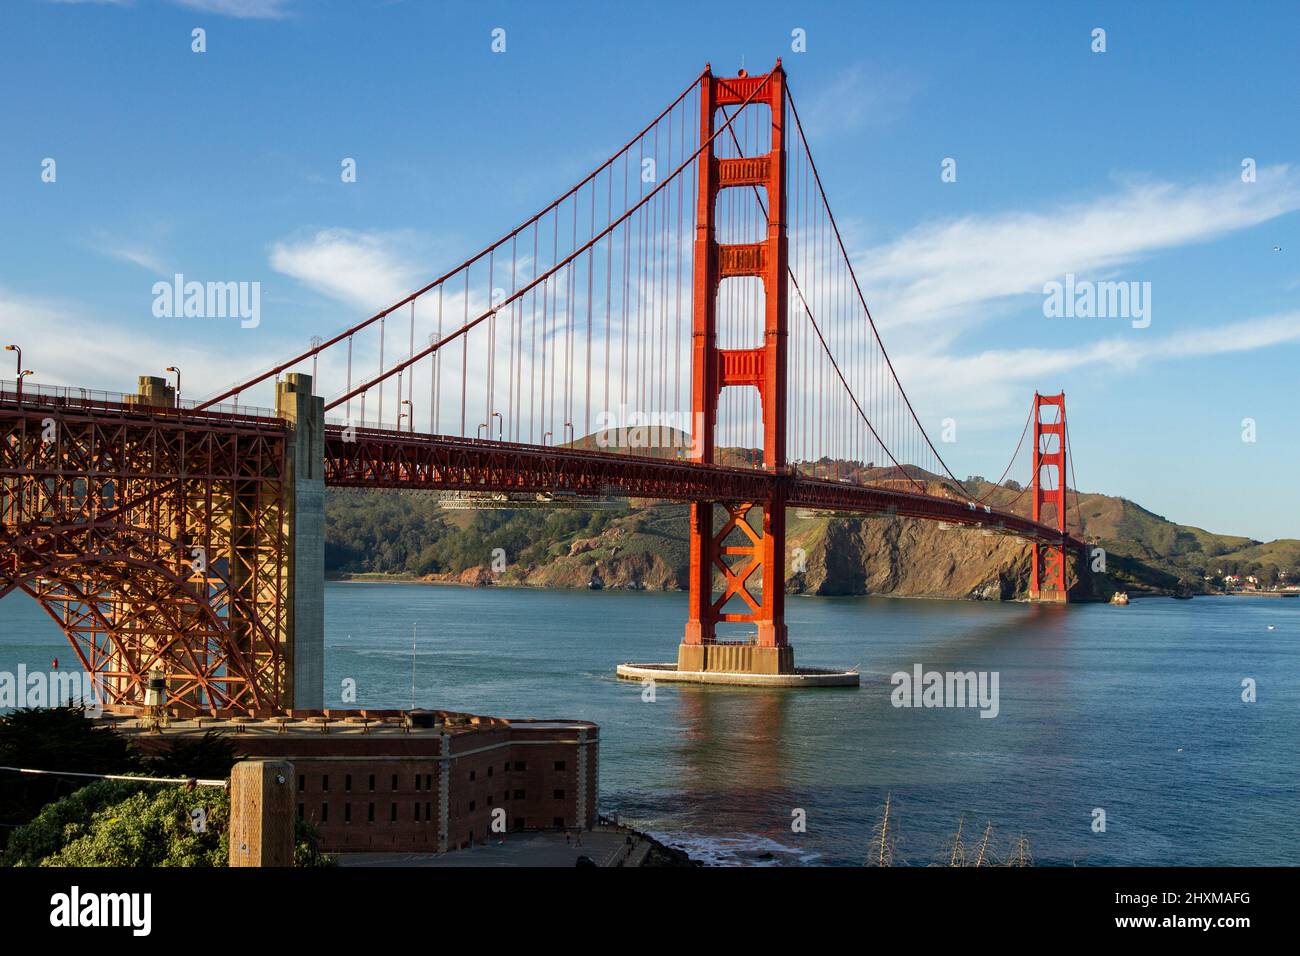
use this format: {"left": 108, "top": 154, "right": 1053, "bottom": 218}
{"left": 1, "top": 708, "right": 328, "bottom": 866}
{"left": 0, "top": 706, "right": 141, "bottom": 850}
{"left": 325, "top": 482, "right": 1300, "bottom": 598}
{"left": 2, "top": 781, "right": 332, "bottom": 867}
{"left": 325, "top": 489, "right": 626, "bottom": 576}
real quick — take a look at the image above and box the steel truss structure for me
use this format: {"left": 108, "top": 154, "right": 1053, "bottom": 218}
{"left": 0, "top": 391, "right": 289, "bottom": 715}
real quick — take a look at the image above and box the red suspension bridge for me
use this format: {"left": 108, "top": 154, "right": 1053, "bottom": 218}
{"left": 0, "top": 62, "right": 1085, "bottom": 714}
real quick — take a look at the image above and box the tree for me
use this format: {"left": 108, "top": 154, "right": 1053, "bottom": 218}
{"left": 147, "top": 732, "right": 241, "bottom": 781}
{"left": 0, "top": 707, "right": 140, "bottom": 850}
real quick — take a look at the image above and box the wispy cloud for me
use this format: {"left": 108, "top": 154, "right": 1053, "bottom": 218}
{"left": 852, "top": 164, "right": 1300, "bottom": 336}
{"left": 46, "top": 0, "right": 294, "bottom": 15}
{"left": 795, "top": 64, "right": 917, "bottom": 139}
{"left": 85, "top": 230, "right": 165, "bottom": 273}
{"left": 167, "top": 0, "right": 292, "bottom": 17}
{"left": 269, "top": 228, "right": 422, "bottom": 312}
{"left": 0, "top": 285, "right": 273, "bottom": 398}
{"left": 894, "top": 312, "right": 1300, "bottom": 423}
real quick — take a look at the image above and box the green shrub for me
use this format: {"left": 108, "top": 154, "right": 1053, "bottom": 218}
{"left": 4, "top": 777, "right": 332, "bottom": 867}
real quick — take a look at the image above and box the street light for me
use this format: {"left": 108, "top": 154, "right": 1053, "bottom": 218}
{"left": 165, "top": 366, "right": 181, "bottom": 403}
{"left": 491, "top": 411, "right": 502, "bottom": 440}
{"left": 4, "top": 344, "right": 20, "bottom": 402}
{"left": 399, "top": 399, "right": 413, "bottom": 432}
{"left": 563, "top": 421, "right": 574, "bottom": 446}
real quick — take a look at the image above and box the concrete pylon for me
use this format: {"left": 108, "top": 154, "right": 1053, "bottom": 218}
{"left": 229, "top": 760, "right": 295, "bottom": 867}
{"left": 277, "top": 373, "right": 325, "bottom": 709}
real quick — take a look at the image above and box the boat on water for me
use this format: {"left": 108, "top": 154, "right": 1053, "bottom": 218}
{"left": 1110, "top": 591, "right": 1130, "bottom": 606}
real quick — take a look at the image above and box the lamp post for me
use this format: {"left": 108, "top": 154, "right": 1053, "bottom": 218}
{"left": 399, "top": 399, "right": 413, "bottom": 433}
{"left": 4, "top": 345, "right": 20, "bottom": 402}
{"left": 491, "top": 411, "right": 502, "bottom": 440}
{"left": 165, "top": 366, "right": 181, "bottom": 404}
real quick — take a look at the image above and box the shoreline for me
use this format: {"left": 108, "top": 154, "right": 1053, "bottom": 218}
{"left": 325, "top": 572, "right": 1133, "bottom": 604}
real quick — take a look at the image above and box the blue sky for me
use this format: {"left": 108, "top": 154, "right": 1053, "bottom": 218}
{"left": 2, "top": 0, "right": 1299, "bottom": 540}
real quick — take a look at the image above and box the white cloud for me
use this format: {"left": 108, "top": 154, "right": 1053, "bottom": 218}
{"left": 85, "top": 231, "right": 165, "bottom": 273}
{"left": 167, "top": 0, "right": 292, "bottom": 17}
{"left": 0, "top": 285, "right": 277, "bottom": 401}
{"left": 795, "top": 64, "right": 916, "bottom": 139}
{"left": 269, "top": 228, "right": 423, "bottom": 312}
{"left": 851, "top": 164, "right": 1300, "bottom": 336}
{"left": 46, "top": 0, "right": 292, "bottom": 14}
{"left": 892, "top": 312, "right": 1300, "bottom": 425}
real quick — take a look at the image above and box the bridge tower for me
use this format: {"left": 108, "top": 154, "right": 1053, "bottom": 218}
{"left": 678, "top": 62, "right": 794, "bottom": 676}
{"left": 1029, "top": 392, "right": 1069, "bottom": 602}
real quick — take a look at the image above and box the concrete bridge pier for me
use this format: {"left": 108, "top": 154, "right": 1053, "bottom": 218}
{"left": 276, "top": 373, "right": 325, "bottom": 710}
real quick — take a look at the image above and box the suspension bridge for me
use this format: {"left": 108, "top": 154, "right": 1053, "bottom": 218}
{"left": 0, "top": 62, "right": 1085, "bottom": 714}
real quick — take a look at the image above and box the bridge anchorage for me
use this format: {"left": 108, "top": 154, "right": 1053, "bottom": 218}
{"left": 1, "top": 61, "right": 1091, "bottom": 714}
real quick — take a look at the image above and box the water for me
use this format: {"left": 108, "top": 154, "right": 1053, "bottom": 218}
{"left": 2, "top": 584, "right": 1297, "bottom": 866}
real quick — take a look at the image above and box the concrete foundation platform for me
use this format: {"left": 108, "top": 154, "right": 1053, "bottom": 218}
{"left": 616, "top": 662, "right": 859, "bottom": 688}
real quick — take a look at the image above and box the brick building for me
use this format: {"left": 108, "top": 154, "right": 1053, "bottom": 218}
{"left": 106, "top": 709, "right": 598, "bottom": 854}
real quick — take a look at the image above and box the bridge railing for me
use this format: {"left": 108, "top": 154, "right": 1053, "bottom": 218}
{"left": 1, "top": 380, "right": 280, "bottom": 426}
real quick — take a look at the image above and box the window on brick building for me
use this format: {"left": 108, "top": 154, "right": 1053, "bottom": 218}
{"left": 345, "top": 774, "right": 352, "bottom": 792}
{"left": 425, "top": 801, "right": 431, "bottom": 820}
{"left": 390, "top": 803, "right": 397, "bottom": 823}
{"left": 486, "top": 795, "right": 493, "bottom": 805}
{"left": 425, "top": 774, "right": 432, "bottom": 790}
{"left": 391, "top": 774, "right": 398, "bottom": 791}
{"left": 487, "top": 766, "right": 493, "bottom": 777}
{"left": 344, "top": 802, "right": 352, "bottom": 824}
{"left": 469, "top": 800, "right": 476, "bottom": 811}
{"left": 414, "top": 775, "right": 421, "bottom": 791}
{"left": 368, "top": 774, "right": 375, "bottom": 792}
{"left": 514, "top": 789, "right": 524, "bottom": 799}
{"left": 469, "top": 770, "right": 476, "bottom": 781}
{"left": 553, "top": 760, "right": 566, "bottom": 771}
{"left": 414, "top": 803, "right": 421, "bottom": 821}
{"left": 554, "top": 789, "right": 565, "bottom": 800}
{"left": 553, "top": 817, "right": 564, "bottom": 828}
{"left": 297, "top": 804, "right": 304, "bottom": 819}
{"left": 513, "top": 761, "right": 526, "bottom": 771}
{"left": 322, "top": 775, "right": 329, "bottom": 792}
{"left": 368, "top": 803, "right": 375, "bottom": 823}
{"left": 298, "top": 774, "right": 305, "bottom": 792}
{"left": 321, "top": 803, "right": 329, "bottom": 823}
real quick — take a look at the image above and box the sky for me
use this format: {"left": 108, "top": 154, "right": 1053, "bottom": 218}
{"left": 2, "top": 0, "right": 1299, "bottom": 540}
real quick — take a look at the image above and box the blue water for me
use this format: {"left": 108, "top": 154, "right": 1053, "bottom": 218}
{"left": 2, "top": 584, "right": 1297, "bottom": 866}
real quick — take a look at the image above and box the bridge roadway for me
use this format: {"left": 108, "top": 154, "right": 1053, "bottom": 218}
{"left": 325, "top": 424, "right": 1080, "bottom": 548}
{"left": 0, "top": 392, "right": 1078, "bottom": 550}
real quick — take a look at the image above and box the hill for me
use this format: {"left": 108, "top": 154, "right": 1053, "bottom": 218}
{"left": 324, "top": 473, "right": 1300, "bottom": 600}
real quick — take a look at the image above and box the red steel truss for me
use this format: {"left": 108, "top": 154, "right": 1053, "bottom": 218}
{"left": 0, "top": 390, "right": 289, "bottom": 716}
